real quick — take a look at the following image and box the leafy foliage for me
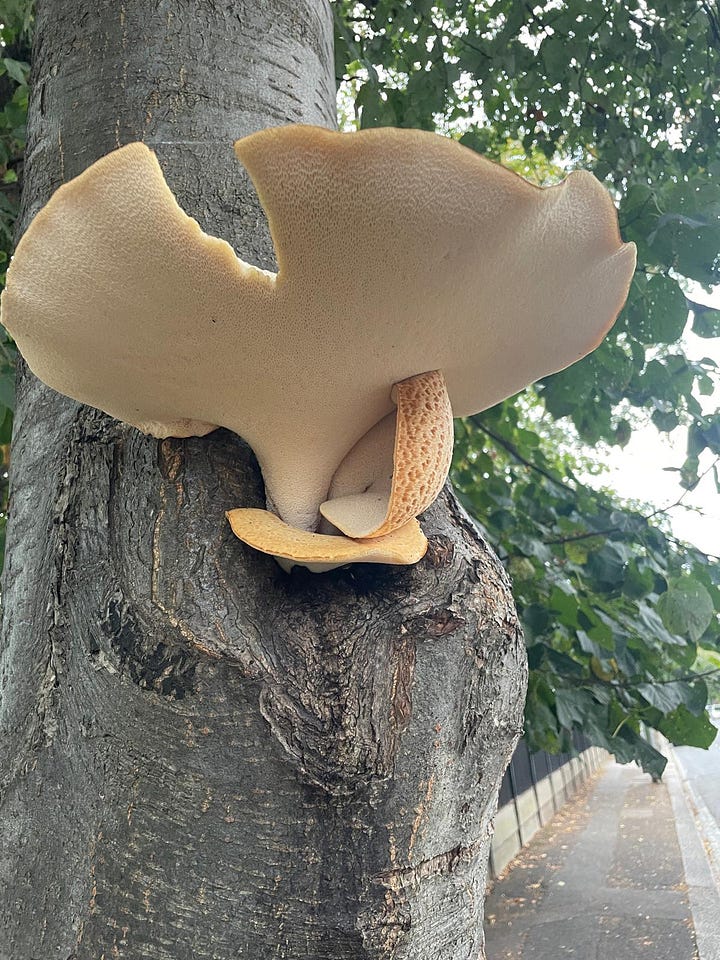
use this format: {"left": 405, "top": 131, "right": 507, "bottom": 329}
{"left": 453, "top": 403, "right": 718, "bottom": 776}
{"left": 0, "top": 0, "right": 32, "bottom": 554}
{"left": 334, "top": 0, "right": 720, "bottom": 777}
{"left": 0, "top": 1, "right": 31, "bottom": 270}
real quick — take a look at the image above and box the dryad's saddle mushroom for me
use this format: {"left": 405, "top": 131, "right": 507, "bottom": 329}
{"left": 0, "top": 125, "right": 636, "bottom": 572}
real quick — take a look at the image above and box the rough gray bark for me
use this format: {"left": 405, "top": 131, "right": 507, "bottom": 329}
{"left": 0, "top": 2, "right": 527, "bottom": 958}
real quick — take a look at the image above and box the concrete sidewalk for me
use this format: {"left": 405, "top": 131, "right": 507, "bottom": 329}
{"left": 484, "top": 759, "right": 718, "bottom": 959}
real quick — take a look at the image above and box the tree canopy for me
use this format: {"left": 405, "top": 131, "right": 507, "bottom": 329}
{"left": 1, "top": 0, "right": 718, "bottom": 778}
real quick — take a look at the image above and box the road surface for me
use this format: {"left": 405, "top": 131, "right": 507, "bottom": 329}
{"left": 675, "top": 737, "right": 720, "bottom": 827}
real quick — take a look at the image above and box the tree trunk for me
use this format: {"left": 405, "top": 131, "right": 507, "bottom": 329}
{"left": 0, "top": 2, "right": 526, "bottom": 958}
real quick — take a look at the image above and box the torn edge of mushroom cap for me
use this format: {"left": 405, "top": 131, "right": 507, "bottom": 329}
{"left": 319, "top": 370, "right": 453, "bottom": 540}
{"left": 226, "top": 508, "right": 428, "bottom": 573}
{"left": 0, "top": 141, "right": 272, "bottom": 441}
{"left": 234, "top": 124, "right": 636, "bottom": 419}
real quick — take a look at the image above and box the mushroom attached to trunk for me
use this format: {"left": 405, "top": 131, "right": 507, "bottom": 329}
{"left": 0, "top": 125, "right": 636, "bottom": 571}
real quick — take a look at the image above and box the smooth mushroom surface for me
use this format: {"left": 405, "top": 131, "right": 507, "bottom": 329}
{"left": 226, "top": 510, "right": 428, "bottom": 574}
{"left": 0, "top": 125, "right": 636, "bottom": 570}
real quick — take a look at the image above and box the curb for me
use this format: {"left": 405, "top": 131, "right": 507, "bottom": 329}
{"left": 666, "top": 750, "right": 720, "bottom": 960}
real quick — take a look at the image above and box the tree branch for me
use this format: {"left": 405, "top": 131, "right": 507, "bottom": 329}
{"left": 471, "top": 419, "right": 720, "bottom": 561}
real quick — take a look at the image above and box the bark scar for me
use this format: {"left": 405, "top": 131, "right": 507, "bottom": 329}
{"left": 408, "top": 772, "right": 436, "bottom": 860}
{"left": 374, "top": 839, "right": 484, "bottom": 889}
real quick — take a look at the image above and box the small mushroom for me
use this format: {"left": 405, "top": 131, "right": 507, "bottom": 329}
{"left": 226, "top": 510, "right": 428, "bottom": 574}
{"left": 0, "top": 125, "right": 636, "bottom": 571}
{"left": 320, "top": 370, "right": 454, "bottom": 540}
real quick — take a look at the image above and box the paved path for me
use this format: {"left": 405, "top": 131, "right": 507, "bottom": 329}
{"left": 484, "top": 761, "right": 704, "bottom": 960}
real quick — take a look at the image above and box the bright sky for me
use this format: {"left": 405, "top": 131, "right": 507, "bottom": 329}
{"left": 600, "top": 304, "right": 719, "bottom": 556}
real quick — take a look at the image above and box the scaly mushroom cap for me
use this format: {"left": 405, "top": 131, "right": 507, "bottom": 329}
{"left": 1, "top": 125, "right": 636, "bottom": 567}
{"left": 319, "top": 370, "right": 453, "bottom": 539}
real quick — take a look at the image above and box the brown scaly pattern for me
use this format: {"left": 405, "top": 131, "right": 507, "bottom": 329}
{"left": 369, "top": 369, "right": 454, "bottom": 539}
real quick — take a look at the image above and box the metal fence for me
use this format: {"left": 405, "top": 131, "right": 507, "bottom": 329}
{"left": 497, "top": 732, "right": 592, "bottom": 808}
{"left": 490, "top": 735, "right": 608, "bottom": 878}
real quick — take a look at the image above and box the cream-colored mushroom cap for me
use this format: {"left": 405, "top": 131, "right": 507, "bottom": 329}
{"left": 1, "top": 125, "right": 636, "bottom": 540}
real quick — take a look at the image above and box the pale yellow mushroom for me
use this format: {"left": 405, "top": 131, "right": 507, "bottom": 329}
{"left": 0, "top": 125, "right": 636, "bottom": 571}
{"left": 226, "top": 510, "right": 428, "bottom": 574}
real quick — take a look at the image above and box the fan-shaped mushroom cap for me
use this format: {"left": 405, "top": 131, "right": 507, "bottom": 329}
{"left": 1, "top": 125, "right": 636, "bottom": 539}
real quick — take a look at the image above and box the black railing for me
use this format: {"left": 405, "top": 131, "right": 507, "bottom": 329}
{"left": 498, "top": 733, "right": 591, "bottom": 808}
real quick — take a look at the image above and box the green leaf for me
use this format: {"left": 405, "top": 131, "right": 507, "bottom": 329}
{"left": 623, "top": 560, "right": 655, "bottom": 600}
{"left": 657, "top": 578, "right": 714, "bottom": 644}
{"left": 628, "top": 274, "right": 688, "bottom": 345}
{"left": 659, "top": 704, "right": 717, "bottom": 749}
{"left": 540, "top": 360, "right": 595, "bottom": 419}
{"left": 355, "top": 82, "right": 396, "bottom": 128}
{"left": 541, "top": 36, "right": 570, "bottom": 76}
{"left": 1, "top": 57, "right": 29, "bottom": 86}
{"left": 509, "top": 556, "right": 536, "bottom": 582}
{"left": 651, "top": 408, "right": 679, "bottom": 432}
{"left": 0, "top": 408, "right": 12, "bottom": 444}
{"left": 586, "top": 543, "right": 627, "bottom": 590}
{"left": 619, "top": 731, "right": 667, "bottom": 780}
{"left": 637, "top": 680, "right": 707, "bottom": 716}
{"left": 690, "top": 303, "right": 720, "bottom": 338}
{"left": 555, "top": 687, "right": 597, "bottom": 729}
{"left": 564, "top": 538, "right": 601, "bottom": 564}
{"left": 0, "top": 364, "right": 15, "bottom": 412}
{"left": 699, "top": 419, "right": 720, "bottom": 455}
{"left": 613, "top": 419, "right": 632, "bottom": 446}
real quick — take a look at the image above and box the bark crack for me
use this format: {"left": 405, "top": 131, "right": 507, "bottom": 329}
{"left": 36, "top": 409, "right": 85, "bottom": 745}
{"left": 375, "top": 838, "right": 485, "bottom": 888}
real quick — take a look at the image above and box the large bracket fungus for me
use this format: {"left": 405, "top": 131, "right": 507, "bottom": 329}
{"left": 0, "top": 125, "right": 636, "bottom": 572}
